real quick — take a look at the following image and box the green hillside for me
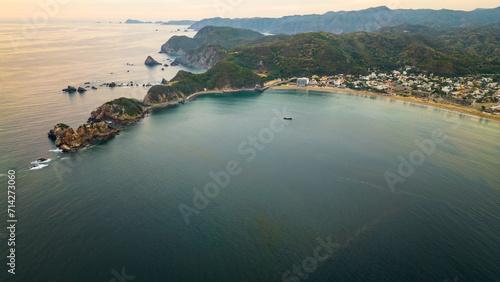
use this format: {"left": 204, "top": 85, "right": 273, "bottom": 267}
{"left": 145, "top": 61, "right": 262, "bottom": 105}
{"left": 160, "top": 26, "right": 264, "bottom": 54}
{"left": 226, "top": 27, "right": 500, "bottom": 77}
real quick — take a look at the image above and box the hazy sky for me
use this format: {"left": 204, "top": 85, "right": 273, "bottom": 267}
{"left": 1, "top": 0, "right": 499, "bottom": 20}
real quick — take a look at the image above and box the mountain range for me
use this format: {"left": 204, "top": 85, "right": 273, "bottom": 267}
{"left": 189, "top": 6, "right": 500, "bottom": 34}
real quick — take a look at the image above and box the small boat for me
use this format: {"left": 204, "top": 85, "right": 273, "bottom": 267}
{"left": 283, "top": 117, "right": 292, "bottom": 120}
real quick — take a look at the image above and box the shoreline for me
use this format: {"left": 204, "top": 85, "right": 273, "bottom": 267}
{"left": 146, "top": 88, "right": 266, "bottom": 109}
{"left": 271, "top": 85, "right": 500, "bottom": 122}
{"left": 146, "top": 90, "right": 224, "bottom": 110}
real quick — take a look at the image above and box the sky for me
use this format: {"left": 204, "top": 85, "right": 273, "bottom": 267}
{"left": 0, "top": 0, "right": 499, "bottom": 21}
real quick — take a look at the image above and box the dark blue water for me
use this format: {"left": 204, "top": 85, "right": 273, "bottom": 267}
{"left": 0, "top": 90, "right": 498, "bottom": 281}
{"left": 1, "top": 21, "right": 499, "bottom": 281}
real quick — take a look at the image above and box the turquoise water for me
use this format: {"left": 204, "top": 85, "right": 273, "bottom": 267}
{"left": 1, "top": 21, "right": 500, "bottom": 281}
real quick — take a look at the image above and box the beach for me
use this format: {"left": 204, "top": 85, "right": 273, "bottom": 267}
{"left": 271, "top": 85, "right": 500, "bottom": 122}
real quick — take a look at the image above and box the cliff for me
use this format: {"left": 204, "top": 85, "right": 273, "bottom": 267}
{"left": 160, "top": 36, "right": 200, "bottom": 55}
{"left": 144, "top": 85, "right": 187, "bottom": 106}
{"left": 171, "top": 44, "right": 226, "bottom": 69}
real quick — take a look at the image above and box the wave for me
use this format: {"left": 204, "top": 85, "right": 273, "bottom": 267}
{"left": 49, "top": 148, "right": 63, "bottom": 153}
{"left": 30, "top": 164, "right": 49, "bottom": 170}
{"left": 31, "top": 158, "right": 52, "bottom": 165}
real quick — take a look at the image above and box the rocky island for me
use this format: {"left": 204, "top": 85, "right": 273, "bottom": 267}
{"left": 48, "top": 98, "right": 146, "bottom": 152}
{"left": 145, "top": 55, "right": 162, "bottom": 66}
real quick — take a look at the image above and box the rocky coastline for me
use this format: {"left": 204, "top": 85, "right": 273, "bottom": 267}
{"left": 48, "top": 98, "right": 147, "bottom": 152}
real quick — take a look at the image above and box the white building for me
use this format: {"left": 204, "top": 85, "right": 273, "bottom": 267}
{"left": 297, "top": 78, "right": 309, "bottom": 87}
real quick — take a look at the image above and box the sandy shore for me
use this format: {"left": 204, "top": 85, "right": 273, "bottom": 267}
{"left": 271, "top": 85, "right": 500, "bottom": 122}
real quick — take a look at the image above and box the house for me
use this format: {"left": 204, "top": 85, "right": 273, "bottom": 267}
{"left": 297, "top": 77, "right": 309, "bottom": 87}
{"left": 412, "top": 90, "right": 430, "bottom": 97}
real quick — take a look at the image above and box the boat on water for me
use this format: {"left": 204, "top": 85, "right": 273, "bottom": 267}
{"left": 283, "top": 117, "right": 292, "bottom": 120}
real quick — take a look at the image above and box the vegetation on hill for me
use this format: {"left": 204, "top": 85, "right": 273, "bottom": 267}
{"left": 145, "top": 61, "right": 262, "bottom": 105}
{"left": 105, "top": 97, "right": 144, "bottom": 116}
{"left": 160, "top": 26, "right": 264, "bottom": 54}
{"left": 225, "top": 26, "right": 500, "bottom": 77}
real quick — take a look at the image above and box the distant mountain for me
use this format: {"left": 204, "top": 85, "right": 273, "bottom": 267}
{"left": 189, "top": 6, "right": 500, "bottom": 34}
{"left": 125, "top": 19, "right": 153, "bottom": 24}
{"left": 162, "top": 20, "right": 196, "bottom": 25}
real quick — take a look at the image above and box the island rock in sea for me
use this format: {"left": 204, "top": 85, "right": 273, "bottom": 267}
{"left": 49, "top": 98, "right": 146, "bottom": 152}
{"left": 144, "top": 56, "right": 161, "bottom": 66}
{"left": 62, "top": 86, "right": 77, "bottom": 93}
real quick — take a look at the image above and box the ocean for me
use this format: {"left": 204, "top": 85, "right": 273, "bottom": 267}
{"left": 0, "top": 20, "right": 499, "bottom": 281}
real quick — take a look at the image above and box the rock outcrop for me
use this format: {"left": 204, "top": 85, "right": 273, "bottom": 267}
{"left": 88, "top": 97, "right": 146, "bottom": 124}
{"left": 62, "top": 86, "right": 77, "bottom": 93}
{"left": 144, "top": 56, "right": 161, "bottom": 66}
{"left": 77, "top": 87, "right": 87, "bottom": 93}
{"left": 48, "top": 122, "right": 120, "bottom": 152}
{"left": 49, "top": 98, "right": 147, "bottom": 152}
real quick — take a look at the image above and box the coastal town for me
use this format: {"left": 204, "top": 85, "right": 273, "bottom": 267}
{"left": 275, "top": 70, "right": 500, "bottom": 116}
